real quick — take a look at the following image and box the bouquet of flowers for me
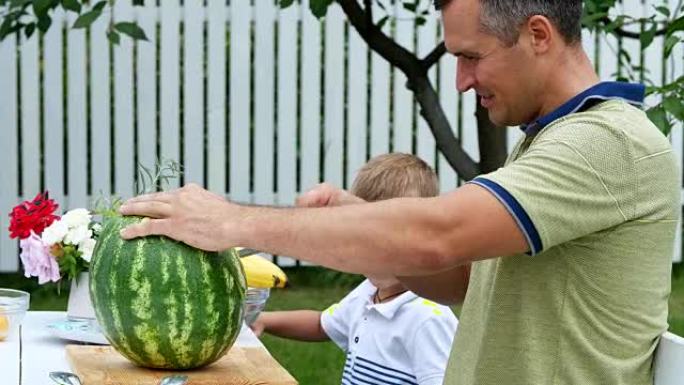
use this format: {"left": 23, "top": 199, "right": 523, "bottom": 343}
{"left": 9, "top": 192, "right": 100, "bottom": 285}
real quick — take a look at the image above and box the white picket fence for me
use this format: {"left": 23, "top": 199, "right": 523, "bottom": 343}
{"left": 0, "top": 0, "right": 682, "bottom": 271}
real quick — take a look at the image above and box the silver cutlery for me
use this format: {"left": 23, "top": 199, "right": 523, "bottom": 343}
{"left": 49, "top": 371, "right": 82, "bottom": 385}
{"left": 49, "top": 370, "right": 188, "bottom": 385}
{"left": 159, "top": 374, "right": 189, "bottom": 385}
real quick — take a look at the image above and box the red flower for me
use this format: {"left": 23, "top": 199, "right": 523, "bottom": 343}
{"left": 8, "top": 192, "right": 60, "bottom": 240}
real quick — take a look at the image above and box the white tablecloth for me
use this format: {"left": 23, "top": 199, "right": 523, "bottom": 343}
{"left": 0, "top": 311, "right": 265, "bottom": 385}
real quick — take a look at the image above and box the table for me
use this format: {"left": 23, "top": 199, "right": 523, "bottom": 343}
{"left": 0, "top": 311, "right": 268, "bottom": 385}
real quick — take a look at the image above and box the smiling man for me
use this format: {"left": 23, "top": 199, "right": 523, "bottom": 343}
{"left": 117, "top": 0, "right": 680, "bottom": 384}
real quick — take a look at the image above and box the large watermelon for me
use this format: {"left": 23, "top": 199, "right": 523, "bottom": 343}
{"left": 89, "top": 215, "right": 246, "bottom": 369}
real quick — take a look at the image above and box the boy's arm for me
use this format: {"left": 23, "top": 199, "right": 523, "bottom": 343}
{"left": 253, "top": 310, "right": 329, "bottom": 342}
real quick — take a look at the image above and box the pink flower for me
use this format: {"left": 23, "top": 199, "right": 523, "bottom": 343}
{"left": 19, "top": 231, "right": 61, "bottom": 284}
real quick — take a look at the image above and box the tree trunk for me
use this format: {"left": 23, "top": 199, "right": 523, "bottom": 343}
{"left": 475, "top": 100, "right": 508, "bottom": 174}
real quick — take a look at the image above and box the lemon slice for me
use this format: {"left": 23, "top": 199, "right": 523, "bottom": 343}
{"left": 0, "top": 313, "right": 8, "bottom": 341}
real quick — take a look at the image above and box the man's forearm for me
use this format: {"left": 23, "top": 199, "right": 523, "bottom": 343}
{"left": 231, "top": 197, "right": 460, "bottom": 277}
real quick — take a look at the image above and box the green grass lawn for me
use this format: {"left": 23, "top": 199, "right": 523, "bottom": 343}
{"left": 1, "top": 264, "right": 683, "bottom": 385}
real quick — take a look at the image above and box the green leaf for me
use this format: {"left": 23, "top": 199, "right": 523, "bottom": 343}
{"left": 647, "top": 106, "right": 671, "bottom": 135}
{"left": 24, "top": 22, "right": 35, "bottom": 38}
{"left": 279, "top": 0, "right": 294, "bottom": 8}
{"left": 654, "top": 5, "right": 670, "bottom": 18}
{"left": 61, "top": 0, "right": 81, "bottom": 13}
{"left": 581, "top": 12, "right": 608, "bottom": 30}
{"left": 310, "top": 0, "right": 334, "bottom": 18}
{"left": 72, "top": 9, "right": 102, "bottom": 28}
{"left": 663, "top": 96, "right": 684, "bottom": 121}
{"left": 415, "top": 16, "right": 426, "bottom": 26}
{"left": 377, "top": 0, "right": 386, "bottom": 12}
{"left": 376, "top": 15, "right": 389, "bottom": 29}
{"left": 92, "top": 0, "right": 106, "bottom": 12}
{"left": 664, "top": 35, "right": 680, "bottom": 58}
{"left": 37, "top": 14, "right": 51, "bottom": 32}
{"left": 114, "top": 21, "right": 148, "bottom": 41}
{"left": 107, "top": 29, "right": 120, "bottom": 45}
{"left": 32, "top": 0, "right": 52, "bottom": 16}
{"left": 640, "top": 21, "right": 657, "bottom": 49}
{"left": 667, "top": 15, "right": 684, "bottom": 37}
{"left": 604, "top": 15, "right": 626, "bottom": 33}
{"left": 0, "top": 16, "right": 15, "bottom": 40}
{"left": 10, "top": 0, "right": 32, "bottom": 8}
{"left": 403, "top": 1, "right": 417, "bottom": 12}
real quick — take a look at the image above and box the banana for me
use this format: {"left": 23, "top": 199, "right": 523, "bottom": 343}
{"left": 239, "top": 254, "right": 288, "bottom": 289}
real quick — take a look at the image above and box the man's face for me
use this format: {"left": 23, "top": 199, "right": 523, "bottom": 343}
{"left": 442, "top": 0, "right": 541, "bottom": 126}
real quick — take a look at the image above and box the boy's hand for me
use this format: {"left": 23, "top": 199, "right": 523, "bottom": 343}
{"left": 250, "top": 313, "right": 268, "bottom": 337}
{"left": 296, "top": 183, "right": 365, "bottom": 208}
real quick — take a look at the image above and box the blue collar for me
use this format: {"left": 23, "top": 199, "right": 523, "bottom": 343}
{"left": 520, "top": 81, "right": 645, "bottom": 136}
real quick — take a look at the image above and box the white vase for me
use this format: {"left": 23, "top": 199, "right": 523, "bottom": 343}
{"left": 66, "top": 272, "right": 96, "bottom": 320}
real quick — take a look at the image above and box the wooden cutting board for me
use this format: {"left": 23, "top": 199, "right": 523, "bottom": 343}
{"left": 66, "top": 345, "right": 298, "bottom": 385}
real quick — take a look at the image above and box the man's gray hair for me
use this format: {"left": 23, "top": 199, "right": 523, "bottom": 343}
{"left": 434, "top": 0, "right": 583, "bottom": 46}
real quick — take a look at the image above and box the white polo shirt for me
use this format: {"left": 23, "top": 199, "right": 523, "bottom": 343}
{"left": 321, "top": 279, "right": 458, "bottom": 385}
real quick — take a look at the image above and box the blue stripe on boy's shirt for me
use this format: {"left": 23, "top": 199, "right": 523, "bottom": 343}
{"left": 350, "top": 371, "right": 403, "bottom": 385}
{"left": 354, "top": 363, "right": 418, "bottom": 385}
{"left": 341, "top": 372, "right": 355, "bottom": 385}
{"left": 351, "top": 367, "right": 407, "bottom": 385}
{"left": 468, "top": 177, "right": 543, "bottom": 255}
{"left": 356, "top": 356, "right": 418, "bottom": 381}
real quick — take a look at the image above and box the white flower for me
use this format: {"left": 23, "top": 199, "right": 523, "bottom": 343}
{"left": 61, "top": 209, "right": 92, "bottom": 229}
{"left": 64, "top": 225, "right": 92, "bottom": 246}
{"left": 41, "top": 220, "right": 69, "bottom": 245}
{"left": 92, "top": 223, "right": 103, "bottom": 233}
{"left": 79, "top": 238, "right": 97, "bottom": 262}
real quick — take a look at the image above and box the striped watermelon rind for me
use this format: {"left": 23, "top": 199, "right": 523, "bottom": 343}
{"left": 89, "top": 215, "right": 246, "bottom": 369}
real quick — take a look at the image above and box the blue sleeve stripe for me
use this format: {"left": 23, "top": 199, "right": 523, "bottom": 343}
{"left": 469, "top": 178, "right": 543, "bottom": 255}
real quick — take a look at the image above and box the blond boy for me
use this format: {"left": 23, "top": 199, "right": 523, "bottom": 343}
{"left": 251, "top": 153, "right": 458, "bottom": 385}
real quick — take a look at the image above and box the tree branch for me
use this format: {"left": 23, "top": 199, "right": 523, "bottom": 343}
{"left": 421, "top": 42, "right": 447, "bottom": 71}
{"left": 363, "top": 0, "right": 372, "bottom": 27}
{"left": 597, "top": 16, "right": 669, "bottom": 39}
{"left": 336, "top": 0, "right": 420, "bottom": 77}
{"left": 335, "top": 0, "right": 480, "bottom": 179}
{"left": 412, "top": 77, "right": 481, "bottom": 180}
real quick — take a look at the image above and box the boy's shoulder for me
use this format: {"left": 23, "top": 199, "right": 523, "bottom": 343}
{"left": 399, "top": 296, "right": 458, "bottom": 325}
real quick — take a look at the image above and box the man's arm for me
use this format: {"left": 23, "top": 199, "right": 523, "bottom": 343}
{"left": 119, "top": 183, "right": 527, "bottom": 277}
{"left": 398, "top": 265, "right": 470, "bottom": 305}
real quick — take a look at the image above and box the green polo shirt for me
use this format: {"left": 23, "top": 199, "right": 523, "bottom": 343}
{"left": 444, "top": 94, "right": 680, "bottom": 384}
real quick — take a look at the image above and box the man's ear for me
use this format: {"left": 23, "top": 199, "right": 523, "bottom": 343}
{"left": 525, "top": 15, "right": 554, "bottom": 54}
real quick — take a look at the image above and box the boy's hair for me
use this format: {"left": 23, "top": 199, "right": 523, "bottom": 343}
{"left": 351, "top": 153, "right": 439, "bottom": 202}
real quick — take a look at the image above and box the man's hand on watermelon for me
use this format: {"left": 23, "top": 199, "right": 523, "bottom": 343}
{"left": 118, "top": 183, "right": 240, "bottom": 251}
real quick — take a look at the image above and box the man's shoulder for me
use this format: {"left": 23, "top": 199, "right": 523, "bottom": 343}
{"left": 538, "top": 100, "right": 670, "bottom": 156}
